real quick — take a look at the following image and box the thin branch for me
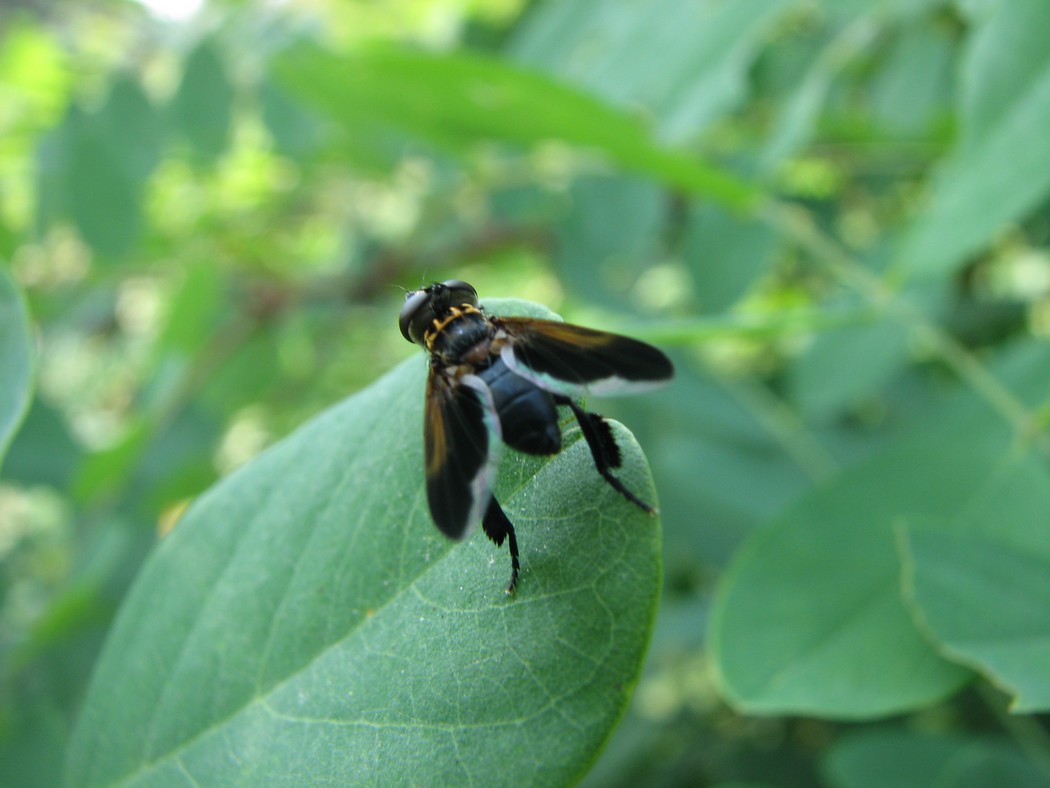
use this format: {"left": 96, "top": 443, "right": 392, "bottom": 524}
{"left": 761, "top": 201, "right": 1042, "bottom": 447}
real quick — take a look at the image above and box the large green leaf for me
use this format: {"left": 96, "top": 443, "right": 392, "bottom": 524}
{"left": 900, "top": 447, "right": 1050, "bottom": 712}
{"left": 67, "top": 299, "right": 663, "bottom": 786}
{"left": 897, "top": 0, "right": 1050, "bottom": 278}
{"left": 709, "top": 331, "right": 1050, "bottom": 718}
{"left": 904, "top": 528, "right": 1050, "bottom": 712}
{"left": 274, "top": 45, "right": 756, "bottom": 207}
{"left": 708, "top": 434, "right": 1001, "bottom": 718}
{"left": 0, "top": 264, "right": 33, "bottom": 471}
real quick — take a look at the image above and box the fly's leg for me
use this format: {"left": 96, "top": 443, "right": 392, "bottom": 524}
{"left": 556, "top": 396, "right": 655, "bottom": 514}
{"left": 482, "top": 496, "right": 521, "bottom": 594}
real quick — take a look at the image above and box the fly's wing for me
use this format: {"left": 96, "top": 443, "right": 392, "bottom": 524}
{"left": 424, "top": 371, "right": 500, "bottom": 540}
{"left": 496, "top": 317, "right": 674, "bottom": 397}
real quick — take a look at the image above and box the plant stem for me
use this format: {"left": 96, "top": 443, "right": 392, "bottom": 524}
{"left": 762, "top": 201, "right": 1040, "bottom": 445}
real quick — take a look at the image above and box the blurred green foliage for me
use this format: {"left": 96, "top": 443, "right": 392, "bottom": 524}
{"left": 3, "top": 0, "right": 1050, "bottom": 785}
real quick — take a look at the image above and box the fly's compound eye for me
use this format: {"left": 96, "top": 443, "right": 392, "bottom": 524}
{"left": 439, "top": 280, "right": 478, "bottom": 307}
{"left": 399, "top": 288, "right": 434, "bottom": 344}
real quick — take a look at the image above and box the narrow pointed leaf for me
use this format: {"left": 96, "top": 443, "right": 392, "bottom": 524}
{"left": 274, "top": 44, "right": 757, "bottom": 207}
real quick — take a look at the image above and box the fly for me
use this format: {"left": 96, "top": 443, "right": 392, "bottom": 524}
{"left": 399, "top": 279, "right": 674, "bottom": 593}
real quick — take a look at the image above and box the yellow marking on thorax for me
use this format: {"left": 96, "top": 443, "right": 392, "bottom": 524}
{"left": 423, "top": 303, "right": 483, "bottom": 350}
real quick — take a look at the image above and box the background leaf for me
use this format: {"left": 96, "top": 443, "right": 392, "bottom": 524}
{"left": 171, "top": 40, "right": 234, "bottom": 162}
{"left": 275, "top": 44, "right": 756, "bottom": 206}
{"left": 708, "top": 433, "right": 999, "bottom": 718}
{"left": 683, "top": 203, "right": 779, "bottom": 313}
{"left": 553, "top": 174, "right": 666, "bottom": 306}
{"left": 787, "top": 311, "right": 911, "bottom": 420}
{"left": 902, "top": 444, "right": 1050, "bottom": 712}
{"left": 898, "top": 0, "right": 1050, "bottom": 278}
{"left": 66, "top": 299, "right": 662, "bottom": 787}
{"left": 823, "top": 729, "right": 1050, "bottom": 788}
{"left": 64, "top": 105, "right": 142, "bottom": 260}
{"left": 508, "top": 0, "right": 790, "bottom": 143}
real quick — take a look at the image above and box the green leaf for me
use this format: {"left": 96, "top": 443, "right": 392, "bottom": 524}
{"left": 508, "top": 0, "right": 790, "bottom": 143}
{"left": 870, "top": 21, "right": 954, "bottom": 136}
{"left": 0, "top": 264, "right": 34, "bottom": 471}
{"left": 900, "top": 449, "right": 1050, "bottom": 712}
{"left": 274, "top": 44, "right": 757, "bottom": 207}
{"left": 57, "top": 104, "right": 143, "bottom": 259}
{"left": 0, "top": 695, "right": 68, "bottom": 788}
{"left": 788, "top": 311, "right": 911, "bottom": 420}
{"left": 97, "top": 74, "right": 164, "bottom": 184}
{"left": 682, "top": 203, "right": 778, "bottom": 313}
{"left": 259, "top": 78, "right": 321, "bottom": 157}
{"left": 627, "top": 371, "right": 815, "bottom": 569}
{"left": 897, "top": 0, "right": 1050, "bottom": 278}
{"left": 52, "top": 75, "right": 160, "bottom": 259}
{"left": 708, "top": 433, "right": 999, "bottom": 719}
{"left": 823, "top": 729, "right": 1050, "bottom": 788}
{"left": 553, "top": 174, "right": 666, "bottom": 306}
{"left": 710, "top": 330, "right": 1050, "bottom": 718}
{"left": 1, "top": 398, "right": 81, "bottom": 487}
{"left": 67, "top": 299, "right": 663, "bottom": 787}
{"left": 903, "top": 529, "right": 1050, "bottom": 712}
{"left": 171, "top": 40, "right": 234, "bottom": 161}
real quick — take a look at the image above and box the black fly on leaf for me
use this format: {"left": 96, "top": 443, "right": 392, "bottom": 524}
{"left": 399, "top": 280, "right": 673, "bottom": 593}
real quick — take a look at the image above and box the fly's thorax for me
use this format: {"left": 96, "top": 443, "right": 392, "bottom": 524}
{"left": 425, "top": 305, "right": 496, "bottom": 364}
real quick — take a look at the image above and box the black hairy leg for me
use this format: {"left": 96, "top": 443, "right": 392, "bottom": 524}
{"left": 556, "top": 395, "right": 655, "bottom": 514}
{"left": 482, "top": 496, "right": 521, "bottom": 593}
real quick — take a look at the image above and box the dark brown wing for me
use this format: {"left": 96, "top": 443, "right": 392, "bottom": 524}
{"left": 424, "top": 371, "right": 497, "bottom": 540}
{"left": 495, "top": 317, "right": 673, "bottom": 396}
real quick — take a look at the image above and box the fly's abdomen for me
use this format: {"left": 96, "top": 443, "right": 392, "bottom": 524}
{"left": 480, "top": 359, "right": 561, "bottom": 456}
